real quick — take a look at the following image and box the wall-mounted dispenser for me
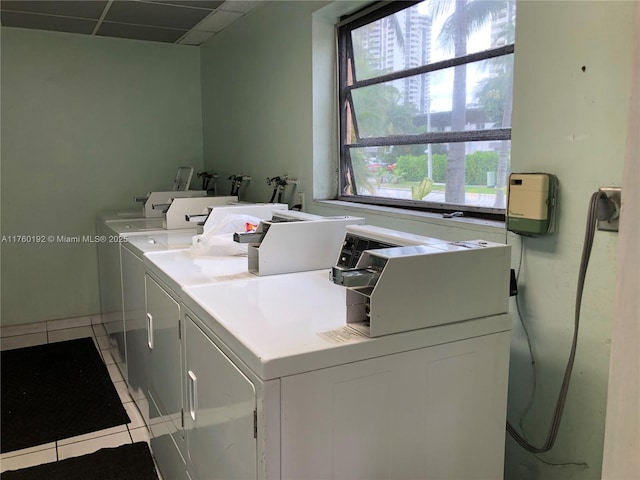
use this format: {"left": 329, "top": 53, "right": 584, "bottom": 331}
{"left": 506, "top": 173, "right": 558, "bottom": 236}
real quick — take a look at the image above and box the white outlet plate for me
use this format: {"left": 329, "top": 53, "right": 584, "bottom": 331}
{"left": 598, "top": 187, "right": 621, "bottom": 232}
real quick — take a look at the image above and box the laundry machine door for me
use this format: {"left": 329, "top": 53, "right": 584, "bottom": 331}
{"left": 184, "top": 315, "right": 257, "bottom": 480}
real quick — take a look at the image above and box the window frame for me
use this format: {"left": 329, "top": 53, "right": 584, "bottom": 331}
{"left": 336, "top": 0, "right": 515, "bottom": 220}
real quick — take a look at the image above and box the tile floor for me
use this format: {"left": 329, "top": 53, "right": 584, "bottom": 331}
{"left": 0, "top": 315, "right": 158, "bottom": 477}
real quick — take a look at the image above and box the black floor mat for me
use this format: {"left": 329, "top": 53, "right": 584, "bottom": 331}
{"left": 1, "top": 337, "right": 130, "bottom": 453}
{"left": 0, "top": 442, "right": 158, "bottom": 480}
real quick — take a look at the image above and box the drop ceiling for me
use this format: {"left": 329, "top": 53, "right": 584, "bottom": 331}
{"left": 0, "top": 0, "right": 261, "bottom": 46}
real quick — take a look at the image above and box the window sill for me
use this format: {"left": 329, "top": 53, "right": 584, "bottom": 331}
{"left": 314, "top": 200, "right": 506, "bottom": 236}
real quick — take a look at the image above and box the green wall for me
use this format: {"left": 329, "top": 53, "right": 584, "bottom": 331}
{"left": 0, "top": 0, "right": 633, "bottom": 476}
{"left": 1, "top": 28, "right": 204, "bottom": 325}
{"left": 200, "top": 1, "right": 324, "bottom": 203}
{"left": 504, "top": 2, "right": 632, "bottom": 478}
{"left": 200, "top": 1, "right": 634, "bottom": 479}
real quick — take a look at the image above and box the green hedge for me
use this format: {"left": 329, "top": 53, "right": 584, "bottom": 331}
{"left": 465, "top": 151, "right": 499, "bottom": 185}
{"left": 394, "top": 155, "right": 427, "bottom": 181}
{"left": 394, "top": 151, "right": 499, "bottom": 185}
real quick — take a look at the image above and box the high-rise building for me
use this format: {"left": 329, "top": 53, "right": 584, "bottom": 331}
{"left": 354, "top": 5, "right": 431, "bottom": 113}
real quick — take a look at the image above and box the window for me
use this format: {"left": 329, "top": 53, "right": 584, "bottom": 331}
{"left": 337, "top": 0, "right": 516, "bottom": 218}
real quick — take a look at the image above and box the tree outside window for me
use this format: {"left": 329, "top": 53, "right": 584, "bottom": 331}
{"left": 338, "top": 0, "right": 516, "bottom": 217}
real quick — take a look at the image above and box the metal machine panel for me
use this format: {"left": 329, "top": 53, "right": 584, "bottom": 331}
{"left": 334, "top": 239, "right": 511, "bottom": 337}
{"left": 142, "top": 191, "right": 207, "bottom": 218}
{"left": 162, "top": 196, "right": 238, "bottom": 229}
{"left": 200, "top": 203, "right": 289, "bottom": 233}
{"left": 243, "top": 215, "right": 365, "bottom": 276}
{"left": 334, "top": 224, "right": 448, "bottom": 269}
{"left": 366, "top": 242, "right": 509, "bottom": 336}
{"left": 185, "top": 315, "right": 257, "bottom": 480}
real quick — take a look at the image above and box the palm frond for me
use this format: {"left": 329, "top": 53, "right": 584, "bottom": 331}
{"left": 466, "top": 0, "right": 506, "bottom": 36}
{"left": 437, "top": 11, "right": 457, "bottom": 51}
{"left": 430, "top": 0, "right": 455, "bottom": 22}
{"left": 386, "top": 13, "right": 405, "bottom": 50}
{"left": 434, "top": 0, "right": 511, "bottom": 51}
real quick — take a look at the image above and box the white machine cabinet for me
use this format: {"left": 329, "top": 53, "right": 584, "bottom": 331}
{"left": 145, "top": 272, "right": 187, "bottom": 477}
{"left": 181, "top": 271, "right": 512, "bottom": 480}
{"left": 184, "top": 316, "right": 257, "bottom": 480}
{"left": 278, "top": 333, "right": 509, "bottom": 479}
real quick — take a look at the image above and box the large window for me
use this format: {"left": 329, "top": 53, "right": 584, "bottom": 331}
{"left": 338, "top": 0, "right": 516, "bottom": 217}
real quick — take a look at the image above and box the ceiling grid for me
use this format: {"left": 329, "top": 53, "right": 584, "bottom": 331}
{"left": 0, "top": 0, "right": 261, "bottom": 45}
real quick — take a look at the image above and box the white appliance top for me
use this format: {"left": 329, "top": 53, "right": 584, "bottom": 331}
{"left": 123, "top": 232, "right": 196, "bottom": 257}
{"left": 104, "top": 218, "right": 191, "bottom": 235}
{"left": 97, "top": 210, "right": 144, "bottom": 222}
{"left": 143, "top": 250, "right": 253, "bottom": 295}
{"left": 181, "top": 270, "right": 512, "bottom": 380}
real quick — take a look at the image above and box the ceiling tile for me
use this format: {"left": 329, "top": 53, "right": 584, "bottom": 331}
{"left": 178, "top": 29, "right": 217, "bottom": 45}
{"left": 218, "top": 0, "right": 261, "bottom": 14}
{"left": 96, "top": 21, "right": 186, "bottom": 43}
{"left": 0, "top": 11, "right": 97, "bottom": 34}
{"left": 147, "top": 1, "right": 225, "bottom": 9}
{"left": 195, "top": 9, "right": 242, "bottom": 33}
{"left": 104, "top": 1, "right": 211, "bottom": 30}
{"left": 0, "top": 0, "right": 259, "bottom": 44}
{"left": 0, "top": 1, "right": 108, "bottom": 20}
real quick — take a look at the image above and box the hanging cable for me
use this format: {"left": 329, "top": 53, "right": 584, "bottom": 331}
{"left": 512, "top": 237, "right": 537, "bottom": 440}
{"left": 507, "top": 191, "right": 607, "bottom": 453}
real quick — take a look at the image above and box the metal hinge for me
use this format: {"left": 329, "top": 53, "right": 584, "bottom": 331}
{"left": 253, "top": 409, "right": 257, "bottom": 439}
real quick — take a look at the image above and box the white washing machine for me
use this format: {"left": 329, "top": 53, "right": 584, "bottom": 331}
{"left": 118, "top": 232, "right": 199, "bottom": 425}
{"left": 96, "top": 198, "right": 269, "bottom": 382}
{"left": 140, "top": 249, "right": 258, "bottom": 480}
{"left": 179, "top": 270, "right": 512, "bottom": 480}
{"left": 139, "top": 215, "right": 367, "bottom": 480}
{"left": 96, "top": 216, "right": 195, "bottom": 383}
{"left": 140, "top": 225, "right": 512, "bottom": 480}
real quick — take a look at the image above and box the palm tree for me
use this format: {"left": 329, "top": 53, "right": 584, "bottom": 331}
{"left": 494, "top": 59, "right": 513, "bottom": 208}
{"left": 430, "top": 0, "right": 513, "bottom": 204}
{"left": 492, "top": 1, "right": 516, "bottom": 208}
{"left": 475, "top": 53, "right": 514, "bottom": 207}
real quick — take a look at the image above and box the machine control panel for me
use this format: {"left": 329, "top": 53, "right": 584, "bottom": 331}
{"left": 336, "top": 234, "right": 395, "bottom": 269}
